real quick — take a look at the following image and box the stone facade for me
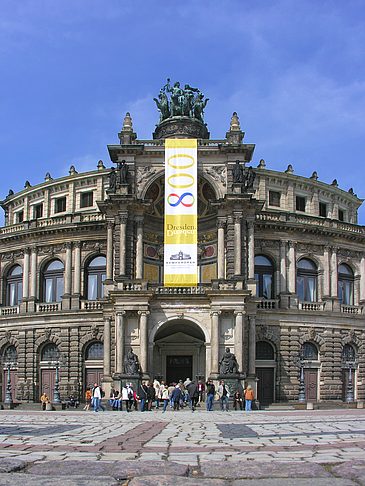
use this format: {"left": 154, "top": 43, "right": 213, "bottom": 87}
{"left": 0, "top": 111, "right": 364, "bottom": 405}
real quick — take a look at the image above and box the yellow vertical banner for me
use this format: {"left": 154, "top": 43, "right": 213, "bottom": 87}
{"left": 164, "top": 139, "right": 198, "bottom": 287}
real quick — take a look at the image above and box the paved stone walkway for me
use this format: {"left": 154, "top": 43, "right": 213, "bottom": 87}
{"left": 0, "top": 408, "right": 364, "bottom": 484}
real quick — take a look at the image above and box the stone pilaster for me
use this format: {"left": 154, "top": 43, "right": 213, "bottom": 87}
{"left": 115, "top": 311, "right": 126, "bottom": 374}
{"left": 119, "top": 213, "right": 128, "bottom": 277}
{"left": 234, "top": 215, "right": 242, "bottom": 276}
{"left": 248, "top": 315, "right": 256, "bottom": 377}
{"left": 210, "top": 310, "right": 221, "bottom": 377}
{"left": 135, "top": 216, "right": 144, "bottom": 279}
{"left": 217, "top": 219, "right": 225, "bottom": 279}
{"left": 139, "top": 310, "right": 150, "bottom": 377}
{"left": 234, "top": 311, "right": 244, "bottom": 372}
{"left": 106, "top": 220, "right": 114, "bottom": 281}
{"left": 103, "top": 317, "right": 111, "bottom": 378}
{"left": 21, "top": 248, "right": 30, "bottom": 312}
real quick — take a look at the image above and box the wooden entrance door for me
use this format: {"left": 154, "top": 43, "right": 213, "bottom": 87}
{"left": 40, "top": 369, "right": 56, "bottom": 402}
{"left": 85, "top": 368, "right": 104, "bottom": 390}
{"left": 166, "top": 356, "right": 192, "bottom": 384}
{"left": 304, "top": 369, "right": 318, "bottom": 401}
{"left": 256, "top": 367, "right": 274, "bottom": 404}
{"left": 2, "top": 370, "right": 18, "bottom": 402}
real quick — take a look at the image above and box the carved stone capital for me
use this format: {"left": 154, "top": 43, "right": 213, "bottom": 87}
{"left": 138, "top": 310, "right": 150, "bottom": 316}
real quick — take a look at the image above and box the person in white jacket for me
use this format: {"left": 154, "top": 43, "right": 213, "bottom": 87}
{"left": 217, "top": 380, "right": 230, "bottom": 411}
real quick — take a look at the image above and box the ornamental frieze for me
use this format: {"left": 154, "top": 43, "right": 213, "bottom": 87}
{"left": 136, "top": 166, "right": 158, "bottom": 186}
{"left": 256, "top": 324, "right": 280, "bottom": 345}
{"left": 0, "top": 250, "right": 24, "bottom": 261}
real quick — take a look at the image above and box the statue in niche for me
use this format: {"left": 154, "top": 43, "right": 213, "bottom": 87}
{"left": 108, "top": 167, "right": 117, "bottom": 193}
{"left": 244, "top": 166, "right": 256, "bottom": 189}
{"left": 219, "top": 347, "right": 239, "bottom": 375}
{"left": 232, "top": 160, "right": 244, "bottom": 183}
{"left": 118, "top": 160, "right": 129, "bottom": 184}
{"left": 124, "top": 347, "right": 140, "bottom": 375}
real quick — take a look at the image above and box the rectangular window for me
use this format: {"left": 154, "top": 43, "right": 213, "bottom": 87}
{"left": 34, "top": 203, "right": 43, "bottom": 219}
{"left": 319, "top": 202, "right": 327, "bottom": 218}
{"left": 269, "top": 191, "right": 281, "bottom": 207}
{"left": 338, "top": 209, "right": 345, "bottom": 221}
{"left": 16, "top": 211, "right": 24, "bottom": 223}
{"left": 296, "top": 196, "right": 306, "bottom": 212}
{"left": 54, "top": 196, "right": 66, "bottom": 213}
{"left": 80, "top": 191, "right": 94, "bottom": 208}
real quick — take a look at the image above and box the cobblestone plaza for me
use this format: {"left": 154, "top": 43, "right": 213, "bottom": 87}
{"left": 0, "top": 409, "right": 364, "bottom": 484}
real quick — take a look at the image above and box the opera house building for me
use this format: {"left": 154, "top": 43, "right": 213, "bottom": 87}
{"left": 0, "top": 83, "right": 364, "bottom": 407}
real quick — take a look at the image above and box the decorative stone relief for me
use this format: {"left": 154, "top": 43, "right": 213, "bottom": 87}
{"left": 91, "top": 324, "right": 99, "bottom": 338}
{"left": 299, "top": 327, "right": 325, "bottom": 350}
{"left": 205, "top": 166, "right": 227, "bottom": 186}
{"left": 341, "top": 329, "right": 360, "bottom": 347}
{"left": 256, "top": 324, "right": 280, "bottom": 345}
{"left": 220, "top": 316, "right": 234, "bottom": 343}
{"left": 127, "top": 317, "right": 140, "bottom": 343}
{"left": 136, "top": 166, "right": 157, "bottom": 186}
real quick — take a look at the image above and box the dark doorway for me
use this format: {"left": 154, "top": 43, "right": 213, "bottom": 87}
{"left": 166, "top": 356, "right": 192, "bottom": 384}
{"left": 40, "top": 369, "right": 56, "bottom": 401}
{"left": 304, "top": 369, "right": 318, "bottom": 401}
{"left": 256, "top": 367, "right": 274, "bottom": 404}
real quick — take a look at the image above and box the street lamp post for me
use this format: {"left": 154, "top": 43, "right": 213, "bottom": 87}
{"left": 4, "top": 363, "right": 13, "bottom": 406}
{"left": 53, "top": 360, "right": 61, "bottom": 404}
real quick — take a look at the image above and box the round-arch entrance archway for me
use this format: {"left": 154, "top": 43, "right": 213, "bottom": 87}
{"left": 153, "top": 319, "right": 206, "bottom": 384}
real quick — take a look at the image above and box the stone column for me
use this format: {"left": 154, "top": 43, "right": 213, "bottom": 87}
{"left": 234, "top": 215, "right": 242, "bottom": 276}
{"left": 22, "top": 248, "right": 30, "bottom": 301}
{"left": 234, "top": 311, "right": 244, "bottom": 372}
{"left": 217, "top": 219, "right": 225, "bottom": 279}
{"left": 330, "top": 247, "right": 338, "bottom": 297}
{"left": 248, "top": 315, "right": 256, "bottom": 376}
{"left": 64, "top": 243, "right": 72, "bottom": 296}
{"left": 287, "top": 241, "right": 296, "bottom": 293}
{"left": 135, "top": 216, "right": 144, "bottom": 279}
{"left": 119, "top": 214, "right": 128, "bottom": 276}
{"left": 323, "top": 246, "right": 330, "bottom": 297}
{"left": 360, "top": 255, "right": 365, "bottom": 303}
{"left": 247, "top": 220, "right": 255, "bottom": 280}
{"left": 30, "top": 246, "right": 37, "bottom": 300}
{"left": 115, "top": 311, "right": 126, "bottom": 374}
{"left": 279, "top": 240, "right": 287, "bottom": 293}
{"left": 106, "top": 220, "right": 114, "bottom": 281}
{"left": 210, "top": 311, "right": 221, "bottom": 375}
{"left": 73, "top": 242, "right": 81, "bottom": 296}
{"left": 139, "top": 311, "right": 150, "bottom": 375}
{"left": 103, "top": 317, "right": 111, "bottom": 377}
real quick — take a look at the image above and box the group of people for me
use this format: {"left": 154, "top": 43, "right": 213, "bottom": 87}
{"left": 84, "top": 379, "right": 255, "bottom": 413}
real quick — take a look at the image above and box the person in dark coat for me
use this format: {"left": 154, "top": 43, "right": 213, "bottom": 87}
{"left": 138, "top": 381, "right": 148, "bottom": 412}
{"left": 147, "top": 382, "right": 156, "bottom": 411}
{"left": 171, "top": 385, "right": 182, "bottom": 410}
{"left": 206, "top": 379, "right": 215, "bottom": 411}
{"left": 186, "top": 381, "right": 199, "bottom": 412}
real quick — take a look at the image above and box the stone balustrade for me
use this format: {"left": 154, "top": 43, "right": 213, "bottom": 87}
{"left": 0, "top": 305, "right": 19, "bottom": 316}
{"left": 36, "top": 303, "right": 60, "bottom": 313}
{"left": 298, "top": 301, "right": 326, "bottom": 311}
{"left": 81, "top": 300, "right": 104, "bottom": 311}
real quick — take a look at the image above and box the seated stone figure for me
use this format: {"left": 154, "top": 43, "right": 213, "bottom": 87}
{"left": 219, "top": 347, "right": 239, "bottom": 375}
{"left": 124, "top": 348, "right": 140, "bottom": 375}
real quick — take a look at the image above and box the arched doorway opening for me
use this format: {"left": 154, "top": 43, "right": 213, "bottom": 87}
{"left": 153, "top": 319, "right": 206, "bottom": 384}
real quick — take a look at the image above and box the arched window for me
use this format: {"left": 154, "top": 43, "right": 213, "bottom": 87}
{"left": 43, "top": 260, "right": 64, "bottom": 303}
{"left": 85, "top": 342, "right": 104, "bottom": 360}
{"left": 338, "top": 264, "right": 354, "bottom": 305}
{"left": 256, "top": 341, "right": 275, "bottom": 360}
{"left": 302, "top": 342, "right": 318, "bottom": 360}
{"left": 254, "top": 255, "right": 274, "bottom": 299}
{"left": 3, "top": 345, "right": 17, "bottom": 363}
{"left": 86, "top": 256, "right": 106, "bottom": 300}
{"left": 41, "top": 343, "right": 59, "bottom": 362}
{"left": 6, "top": 265, "right": 23, "bottom": 306}
{"left": 297, "top": 258, "right": 317, "bottom": 302}
{"left": 342, "top": 344, "right": 356, "bottom": 362}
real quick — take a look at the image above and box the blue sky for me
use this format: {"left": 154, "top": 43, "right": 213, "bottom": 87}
{"left": 1, "top": 0, "right": 365, "bottom": 223}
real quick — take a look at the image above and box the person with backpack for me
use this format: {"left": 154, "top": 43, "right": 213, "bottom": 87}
{"left": 92, "top": 383, "right": 105, "bottom": 412}
{"left": 186, "top": 380, "right": 199, "bottom": 412}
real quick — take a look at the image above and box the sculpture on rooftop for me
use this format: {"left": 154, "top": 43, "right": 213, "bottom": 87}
{"left": 153, "top": 79, "right": 209, "bottom": 123}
